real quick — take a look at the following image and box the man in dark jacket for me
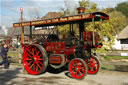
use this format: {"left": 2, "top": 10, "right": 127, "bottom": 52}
{"left": 0, "top": 41, "right": 9, "bottom": 69}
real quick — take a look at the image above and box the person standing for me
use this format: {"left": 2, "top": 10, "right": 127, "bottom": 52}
{"left": 0, "top": 41, "right": 9, "bottom": 69}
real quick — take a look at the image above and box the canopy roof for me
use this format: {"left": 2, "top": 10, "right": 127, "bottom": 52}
{"left": 13, "top": 12, "right": 109, "bottom": 28}
{"left": 117, "top": 25, "right": 128, "bottom": 40}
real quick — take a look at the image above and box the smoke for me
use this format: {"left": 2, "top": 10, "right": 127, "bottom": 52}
{"left": 27, "top": 7, "right": 40, "bottom": 19}
{"left": 64, "top": 0, "right": 76, "bottom": 14}
{"left": 0, "top": 26, "right": 8, "bottom": 35}
{"left": 25, "top": 0, "right": 41, "bottom": 20}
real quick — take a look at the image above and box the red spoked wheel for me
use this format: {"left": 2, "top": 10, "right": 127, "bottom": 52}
{"left": 69, "top": 58, "right": 87, "bottom": 79}
{"left": 23, "top": 44, "right": 48, "bottom": 75}
{"left": 87, "top": 56, "right": 100, "bottom": 74}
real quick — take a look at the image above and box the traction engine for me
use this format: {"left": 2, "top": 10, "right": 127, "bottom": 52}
{"left": 13, "top": 7, "right": 109, "bottom": 79}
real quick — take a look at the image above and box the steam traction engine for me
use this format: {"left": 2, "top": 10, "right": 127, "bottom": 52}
{"left": 13, "top": 8, "right": 109, "bottom": 79}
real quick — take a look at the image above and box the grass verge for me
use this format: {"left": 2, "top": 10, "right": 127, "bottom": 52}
{"left": 104, "top": 56, "right": 128, "bottom": 61}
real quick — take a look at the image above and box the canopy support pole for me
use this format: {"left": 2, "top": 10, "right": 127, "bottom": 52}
{"left": 92, "top": 18, "right": 95, "bottom": 46}
{"left": 30, "top": 26, "right": 32, "bottom": 39}
{"left": 100, "top": 18, "right": 103, "bottom": 43}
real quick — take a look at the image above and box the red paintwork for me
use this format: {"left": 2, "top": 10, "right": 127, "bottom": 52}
{"left": 44, "top": 41, "right": 76, "bottom": 56}
{"left": 83, "top": 31, "right": 101, "bottom": 48}
{"left": 64, "top": 46, "right": 76, "bottom": 56}
{"left": 49, "top": 55, "right": 62, "bottom": 64}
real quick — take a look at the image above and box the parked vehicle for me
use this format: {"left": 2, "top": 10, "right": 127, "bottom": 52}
{"left": 13, "top": 8, "right": 109, "bottom": 79}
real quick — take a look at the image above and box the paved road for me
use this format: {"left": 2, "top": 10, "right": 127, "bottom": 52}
{"left": 0, "top": 65, "right": 128, "bottom": 85}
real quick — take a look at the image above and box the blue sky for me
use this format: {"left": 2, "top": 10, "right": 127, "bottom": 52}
{"left": 0, "top": 0, "right": 127, "bottom": 27}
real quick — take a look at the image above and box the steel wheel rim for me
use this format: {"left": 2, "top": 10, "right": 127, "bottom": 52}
{"left": 87, "top": 56, "right": 100, "bottom": 74}
{"left": 69, "top": 59, "right": 86, "bottom": 79}
{"left": 23, "top": 45, "right": 45, "bottom": 75}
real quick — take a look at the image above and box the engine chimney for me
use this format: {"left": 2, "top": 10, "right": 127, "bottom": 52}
{"left": 77, "top": 7, "right": 85, "bottom": 14}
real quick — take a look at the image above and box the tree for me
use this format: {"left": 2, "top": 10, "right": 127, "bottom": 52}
{"left": 79, "top": 0, "right": 89, "bottom": 8}
{"left": 79, "top": 0, "right": 98, "bottom": 12}
{"left": 99, "top": 10, "right": 127, "bottom": 50}
{"left": 115, "top": 2, "right": 128, "bottom": 17}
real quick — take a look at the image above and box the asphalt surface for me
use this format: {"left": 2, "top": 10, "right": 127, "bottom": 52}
{"left": 0, "top": 64, "right": 128, "bottom": 85}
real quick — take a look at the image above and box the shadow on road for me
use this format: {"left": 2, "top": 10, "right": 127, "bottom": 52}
{"left": 64, "top": 71, "right": 73, "bottom": 79}
{"left": 114, "top": 65, "right": 128, "bottom": 72}
{"left": 123, "top": 83, "right": 128, "bottom": 85}
{"left": 0, "top": 67, "right": 22, "bottom": 85}
{"left": 46, "top": 66, "right": 74, "bottom": 79}
{"left": 101, "top": 65, "right": 128, "bottom": 72}
{"left": 46, "top": 66, "right": 68, "bottom": 74}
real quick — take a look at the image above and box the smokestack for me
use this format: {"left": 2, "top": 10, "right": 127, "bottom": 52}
{"left": 77, "top": 7, "right": 85, "bottom": 14}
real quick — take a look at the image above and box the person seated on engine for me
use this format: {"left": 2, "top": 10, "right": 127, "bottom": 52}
{"left": 59, "top": 34, "right": 66, "bottom": 41}
{"left": 47, "top": 34, "right": 59, "bottom": 42}
{"left": 65, "top": 31, "right": 78, "bottom": 46}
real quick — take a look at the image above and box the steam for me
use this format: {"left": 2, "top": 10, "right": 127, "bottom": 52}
{"left": 27, "top": 7, "right": 40, "bottom": 20}
{"left": 0, "top": 26, "right": 8, "bottom": 35}
{"left": 64, "top": 0, "right": 76, "bottom": 14}
{"left": 25, "top": 0, "right": 41, "bottom": 20}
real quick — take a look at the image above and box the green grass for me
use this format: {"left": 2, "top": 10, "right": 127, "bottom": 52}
{"left": 7, "top": 52, "right": 20, "bottom": 63}
{"left": 7, "top": 52, "right": 19, "bottom": 57}
{"left": 104, "top": 56, "right": 128, "bottom": 61}
{"left": 101, "top": 64, "right": 115, "bottom": 70}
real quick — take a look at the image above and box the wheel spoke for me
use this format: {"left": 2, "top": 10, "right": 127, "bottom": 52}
{"left": 33, "top": 63, "right": 35, "bottom": 71}
{"left": 38, "top": 58, "right": 43, "bottom": 61}
{"left": 32, "top": 48, "right": 35, "bottom": 55}
{"left": 36, "top": 51, "right": 40, "bottom": 56}
{"left": 39, "top": 61, "right": 44, "bottom": 66}
{"left": 30, "top": 63, "right": 34, "bottom": 69}
{"left": 78, "top": 70, "right": 82, "bottom": 75}
{"left": 93, "top": 59, "right": 96, "bottom": 64}
{"left": 77, "top": 61, "right": 81, "bottom": 66}
{"left": 25, "top": 58, "right": 32, "bottom": 61}
{"left": 27, "top": 50, "right": 33, "bottom": 56}
{"left": 27, "top": 61, "right": 32, "bottom": 65}
{"left": 39, "top": 54, "right": 42, "bottom": 57}
{"left": 36, "top": 64, "right": 38, "bottom": 72}
{"left": 34, "top": 47, "right": 38, "bottom": 53}
{"left": 27, "top": 53, "right": 33, "bottom": 58}
{"left": 75, "top": 71, "right": 78, "bottom": 77}
{"left": 91, "top": 66, "right": 94, "bottom": 72}
{"left": 94, "top": 65, "right": 97, "bottom": 70}
{"left": 36, "top": 62, "right": 42, "bottom": 70}
{"left": 80, "top": 67, "right": 85, "bottom": 70}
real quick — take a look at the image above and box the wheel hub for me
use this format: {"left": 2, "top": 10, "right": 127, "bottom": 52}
{"left": 75, "top": 68, "right": 79, "bottom": 71}
{"left": 34, "top": 57, "right": 37, "bottom": 61}
{"left": 90, "top": 62, "right": 95, "bottom": 67}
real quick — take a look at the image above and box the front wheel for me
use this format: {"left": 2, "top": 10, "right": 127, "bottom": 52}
{"left": 69, "top": 58, "right": 87, "bottom": 79}
{"left": 87, "top": 56, "right": 100, "bottom": 74}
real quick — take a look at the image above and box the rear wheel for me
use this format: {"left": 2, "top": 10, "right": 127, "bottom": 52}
{"left": 87, "top": 56, "right": 100, "bottom": 74}
{"left": 23, "top": 44, "right": 48, "bottom": 75}
{"left": 69, "top": 58, "right": 87, "bottom": 79}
